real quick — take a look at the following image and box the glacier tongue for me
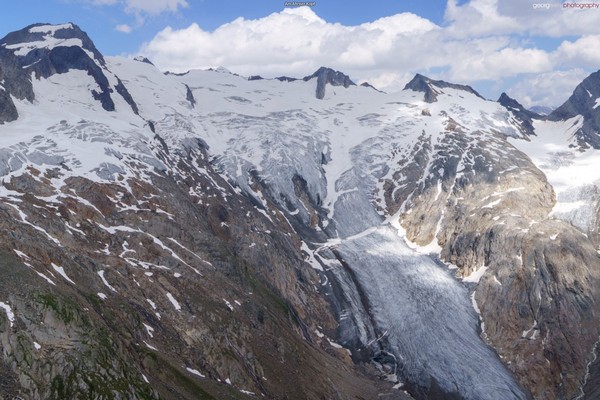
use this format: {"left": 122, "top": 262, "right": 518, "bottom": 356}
{"left": 332, "top": 226, "right": 527, "bottom": 399}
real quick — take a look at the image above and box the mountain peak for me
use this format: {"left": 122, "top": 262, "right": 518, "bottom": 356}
{"left": 498, "top": 92, "right": 541, "bottom": 118}
{"left": 549, "top": 69, "right": 600, "bottom": 122}
{"left": 0, "top": 23, "right": 104, "bottom": 65}
{"left": 548, "top": 69, "right": 600, "bottom": 148}
{"left": 498, "top": 92, "right": 513, "bottom": 104}
{"left": 0, "top": 23, "right": 138, "bottom": 121}
{"left": 404, "top": 73, "right": 484, "bottom": 103}
{"left": 497, "top": 92, "right": 541, "bottom": 136}
{"left": 302, "top": 67, "right": 355, "bottom": 99}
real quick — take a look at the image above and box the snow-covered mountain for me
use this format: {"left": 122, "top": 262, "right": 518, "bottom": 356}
{"left": 548, "top": 70, "right": 600, "bottom": 149}
{"left": 1, "top": 23, "right": 600, "bottom": 400}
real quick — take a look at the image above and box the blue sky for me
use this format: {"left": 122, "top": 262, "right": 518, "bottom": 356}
{"left": 2, "top": 0, "right": 600, "bottom": 107}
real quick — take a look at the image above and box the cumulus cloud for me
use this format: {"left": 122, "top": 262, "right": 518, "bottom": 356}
{"left": 136, "top": 1, "right": 599, "bottom": 107}
{"left": 506, "top": 69, "right": 590, "bottom": 108}
{"left": 449, "top": 46, "right": 553, "bottom": 81}
{"left": 139, "top": 7, "right": 439, "bottom": 80}
{"left": 444, "top": 0, "right": 519, "bottom": 38}
{"left": 554, "top": 36, "right": 600, "bottom": 68}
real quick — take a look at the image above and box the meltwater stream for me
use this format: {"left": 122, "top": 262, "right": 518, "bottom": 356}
{"left": 328, "top": 226, "right": 527, "bottom": 400}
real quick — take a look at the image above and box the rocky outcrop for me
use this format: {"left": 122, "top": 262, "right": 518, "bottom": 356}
{"left": 498, "top": 92, "right": 542, "bottom": 136}
{"left": 360, "top": 81, "right": 383, "bottom": 92}
{"left": 404, "top": 73, "right": 485, "bottom": 103}
{"left": 303, "top": 67, "right": 355, "bottom": 99}
{"left": 133, "top": 56, "right": 155, "bottom": 66}
{"left": 0, "top": 89, "right": 18, "bottom": 124}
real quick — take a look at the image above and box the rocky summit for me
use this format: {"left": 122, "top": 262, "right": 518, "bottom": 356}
{"left": 1, "top": 23, "right": 600, "bottom": 400}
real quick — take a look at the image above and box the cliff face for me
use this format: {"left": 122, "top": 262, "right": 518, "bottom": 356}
{"left": 1, "top": 23, "right": 600, "bottom": 400}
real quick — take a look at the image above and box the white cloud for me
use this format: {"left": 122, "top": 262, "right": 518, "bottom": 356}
{"left": 506, "top": 69, "right": 589, "bottom": 108}
{"left": 554, "top": 36, "right": 600, "bottom": 68}
{"left": 444, "top": 0, "right": 520, "bottom": 38}
{"left": 139, "top": 7, "right": 440, "bottom": 78}
{"left": 449, "top": 47, "right": 553, "bottom": 81}
{"left": 136, "top": 2, "right": 598, "bottom": 106}
{"left": 115, "top": 24, "right": 132, "bottom": 33}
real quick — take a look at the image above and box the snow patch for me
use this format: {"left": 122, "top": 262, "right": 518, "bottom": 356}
{"left": 0, "top": 302, "right": 15, "bottom": 327}
{"left": 223, "top": 299, "right": 234, "bottom": 311}
{"left": 143, "top": 341, "right": 158, "bottom": 351}
{"left": 36, "top": 271, "right": 56, "bottom": 286}
{"left": 186, "top": 367, "right": 206, "bottom": 378}
{"left": 463, "top": 266, "right": 488, "bottom": 283}
{"left": 143, "top": 323, "right": 155, "bottom": 338}
{"left": 166, "top": 292, "right": 181, "bottom": 311}
{"left": 98, "top": 270, "right": 117, "bottom": 292}
{"left": 51, "top": 263, "right": 76, "bottom": 285}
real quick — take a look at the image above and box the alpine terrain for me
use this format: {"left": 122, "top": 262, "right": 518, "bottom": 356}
{"left": 1, "top": 23, "right": 600, "bottom": 400}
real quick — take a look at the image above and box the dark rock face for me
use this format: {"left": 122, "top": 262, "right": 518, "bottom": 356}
{"left": 498, "top": 92, "right": 542, "bottom": 136}
{"left": 360, "top": 81, "right": 382, "bottom": 92}
{"left": 548, "top": 69, "right": 600, "bottom": 148}
{"left": 0, "top": 89, "right": 18, "bottom": 124}
{"left": 303, "top": 67, "right": 356, "bottom": 99}
{"left": 404, "top": 73, "right": 485, "bottom": 103}
{"left": 133, "top": 56, "right": 155, "bottom": 66}
{"left": 115, "top": 77, "right": 139, "bottom": 115}
{"left": 275, "top": 76, "right": 298, "bottom": 82}
{"left": 185, "top": 84, "right": 196, "bottom": 108}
